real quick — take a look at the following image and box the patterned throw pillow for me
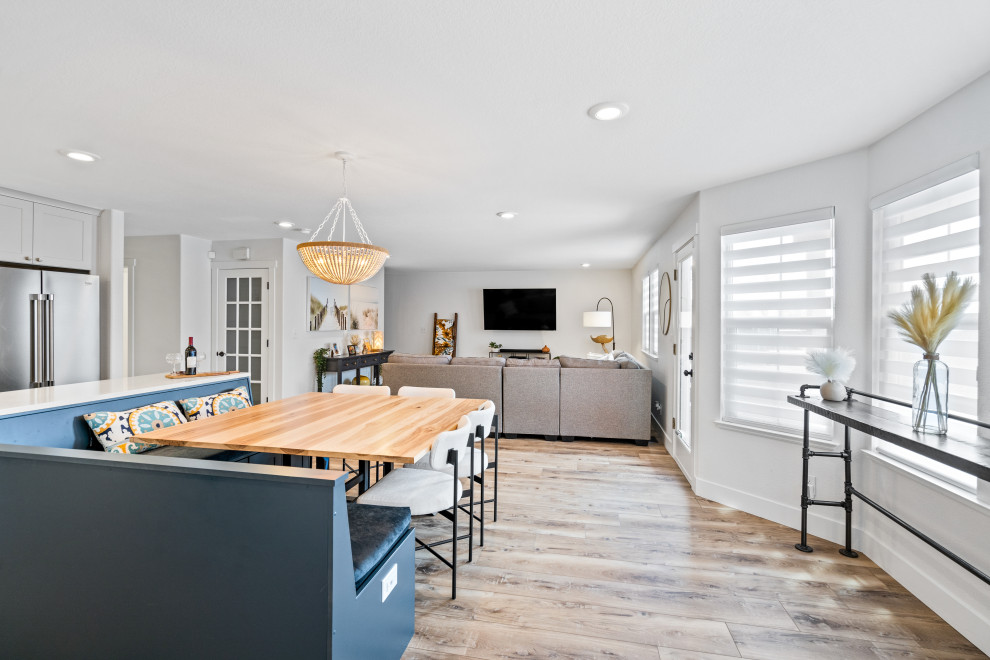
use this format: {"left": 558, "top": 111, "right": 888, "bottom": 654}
{"left": 178, "top": 386, "right": 251, "bottom": 421}
{"left": 83, "top": 400, "right": 186, "bottom": 454}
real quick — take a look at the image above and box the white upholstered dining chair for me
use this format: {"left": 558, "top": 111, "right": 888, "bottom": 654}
{"left": 396, "top": 386, "right": 455, "bottom": 398}
{"left": 356, "top": 417, "right": 474, "bottom": 599}
{"left": 332, "top": 384, "right": 391, "bottom": 395}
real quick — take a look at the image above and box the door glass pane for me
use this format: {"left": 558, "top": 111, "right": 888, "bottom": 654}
{"left": 239, "top": 304, "right": 249, "bottom": 327}
{"left": 251, "top": 303, "right": 261, "bottom": 328}
{"left": 226, "top": 278, "right": 237, "bottom": 302}
{"left": 251, "top": 357, "right": 261, "bottom": 380}
{"left": 239, "top": 277, "right": 249, "bottom": 302}
{"left": 251, "top": 277, "right": 262, "bottom": 302}
{"left": 251, "top": 383, "right": 261, "bottom": 403}
{"left": 239, "top": 330, "right": 248, "bottom": 353}
{"left": 251, "top": 330, "right": 261, "bottom": 354}
{"left": 226, "top": 356, "right": 237, "bottom": 371}
{"left": 226, "top": 330, "right": 236, "bottom": 352}
{"left": 239, "top": 356, "right": 248, "bottom": 373}
{"left": 226, "top": 304, "right": 236, "bottom": 327}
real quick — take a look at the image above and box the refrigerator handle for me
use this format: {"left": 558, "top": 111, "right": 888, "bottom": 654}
{"left": 44, "top": 295, "right": 55, "bottom": 386}
{"left": 29, "top": 293, "right": 47, "bottom": 387}
{"left": 28, "top": 293, "right": 42, "bottom": 387}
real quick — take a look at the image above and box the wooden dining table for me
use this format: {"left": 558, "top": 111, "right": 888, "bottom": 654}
{"left": 135, "top": 391, "right": 486, "bottom": 493}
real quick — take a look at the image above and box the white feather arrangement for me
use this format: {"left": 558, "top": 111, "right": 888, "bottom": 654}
{"left": 805, "top": 348, "right": 856, "bottom": 383}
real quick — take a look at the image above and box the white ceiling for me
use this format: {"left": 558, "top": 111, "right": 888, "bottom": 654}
{"left": 3, "top": 1, "right": 990, "bottom": 271}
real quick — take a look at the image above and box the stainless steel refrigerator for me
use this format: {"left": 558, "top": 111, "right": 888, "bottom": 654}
{"left": 0, "top": 266, "right": 100, "bottom": 393}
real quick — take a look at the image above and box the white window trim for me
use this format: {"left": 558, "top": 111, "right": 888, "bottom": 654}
{"left": 642, "top": 273, "right": 654, "bottom": 357}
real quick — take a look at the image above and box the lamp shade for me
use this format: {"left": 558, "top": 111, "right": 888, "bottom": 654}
{"left": 583, "top": 311, "right": 612, "bottom": 328}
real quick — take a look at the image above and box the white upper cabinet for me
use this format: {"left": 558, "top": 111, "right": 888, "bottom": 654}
{"left": 0, "top": 196, "right": 34, "bottom": 264}
{"left": 0, "top": 195, "right": 95, "bottom": 270}
{"left": 32, "top": 204, "right": 94, "bottom": 270}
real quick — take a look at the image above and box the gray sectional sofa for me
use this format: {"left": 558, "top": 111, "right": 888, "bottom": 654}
{"left": 381, "top": 353, "right": 651, "bottom": 443}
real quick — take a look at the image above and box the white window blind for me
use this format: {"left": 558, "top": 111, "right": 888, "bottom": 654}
{"left": 642, "top": 274, "right": 651, "bottom": 354}
{"left": 721, "top": 209, "right": 835, "bottom": 436}
{"left": 873, "top": 168, "right": 980, "bottom": 417}
{"left": 650, "top": 269, "right": 659, "bottom": 355}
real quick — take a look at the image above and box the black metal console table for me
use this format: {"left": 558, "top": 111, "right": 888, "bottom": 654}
{"left": 787, "top": 386, "right": 990, "bottom": 587}
{"left": 325, "top": 350, "right": 394, "bottom": 388}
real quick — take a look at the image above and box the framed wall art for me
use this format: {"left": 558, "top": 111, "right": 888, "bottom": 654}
{"left": 308, "top": 278, "right": 349, "bottom": 332}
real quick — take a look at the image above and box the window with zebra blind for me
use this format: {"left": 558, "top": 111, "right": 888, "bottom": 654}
{"left": 872, "top": 160, "right": 980, "bottom": 418}
{"left": 721, "top": 208, "right": 835, "bottom": 437}
{"left": 871, "top": 158, "right": 980, "bottom": 493}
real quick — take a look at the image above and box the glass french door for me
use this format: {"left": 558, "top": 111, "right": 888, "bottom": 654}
{"left": 215, "top": 269, "right": 270, "bottom": 404}
{"left": 673, "top": 239, "right": 696, "bottom": 484}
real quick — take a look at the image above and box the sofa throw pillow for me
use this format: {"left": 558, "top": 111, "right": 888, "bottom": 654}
{"left": 504, "top": 358, "right": 560, "bottom": 368}
{"left": 178, "top": 386, "right": 252, "bottom": 421}
{"left": 83, "top": 400, "right": 187, "bottom": 454}
{"left": 450, "top": 356, "right": 506, "bottom": 367}
{"left": 388, "top": 353, "right": 452, "bottom": 365}
{"left": 612, "top": 351, "right": 646, "bottom": 369}
{"left": 558, "top": 356, "right": 621, "bottom": 369}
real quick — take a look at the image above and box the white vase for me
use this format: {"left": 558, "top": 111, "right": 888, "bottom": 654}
{"left": 820, "top": 380, "right": 846, "bottom": 402}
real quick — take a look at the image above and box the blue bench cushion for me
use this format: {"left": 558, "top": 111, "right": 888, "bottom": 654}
{"left": 347, "top": 502, "right": 411, "bottom": 586}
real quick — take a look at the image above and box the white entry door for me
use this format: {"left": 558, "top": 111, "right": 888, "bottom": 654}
{"left": 673, "top": 239, "right": 696, "bottom": 485}
{"left": 214, "top": 268, "right": 271, "bottom": 404}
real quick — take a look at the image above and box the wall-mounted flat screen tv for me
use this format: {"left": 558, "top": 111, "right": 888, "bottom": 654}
{"left": 483, "top": 288, "right": 556, "bottom": 330}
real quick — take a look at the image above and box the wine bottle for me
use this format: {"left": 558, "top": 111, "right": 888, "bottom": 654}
{"left": 184, "top": 337, "right": 198, "bottom": 375}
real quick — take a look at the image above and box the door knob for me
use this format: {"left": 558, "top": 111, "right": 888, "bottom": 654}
{"left": 216, "top": 351, "right": 226, "bottom": 357}
{"left": 683, "top": 369, "right": 693, "bottom": 377}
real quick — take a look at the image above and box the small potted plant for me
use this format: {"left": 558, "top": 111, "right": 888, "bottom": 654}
{"left": 313, "top": 347, "right": 331, "bottom": 392}
{"left": 488, "top": 340, "right": 502, "bottom": 354}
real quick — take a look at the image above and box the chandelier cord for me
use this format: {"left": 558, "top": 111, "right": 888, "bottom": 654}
{"left": 307, "top": 158, "right": 374, "bottom": 245}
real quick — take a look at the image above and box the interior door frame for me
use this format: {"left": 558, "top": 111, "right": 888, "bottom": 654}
{"left": 672, "top": 236, "right": 697, "bottom": 487}
{"left": 211, "top": 261, "right": 278, "bottom": 403}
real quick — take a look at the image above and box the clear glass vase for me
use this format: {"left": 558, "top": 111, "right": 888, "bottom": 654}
{"left": 912, "top": 354, "right": 948, "bottom": 434}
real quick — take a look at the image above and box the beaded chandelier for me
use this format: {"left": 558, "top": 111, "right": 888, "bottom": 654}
{"left": 297, "top": 153, "right": 389, "bottom": 285}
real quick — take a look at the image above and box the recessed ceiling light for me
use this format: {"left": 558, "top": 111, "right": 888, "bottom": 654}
{"left": 59, "top": 149, "right": 101, "bottom": 162}
{"left": 587, "top": 102, "right": 629, "bottom": 121}
{"left": 295, "top": 228, "right": 311, "bottom": 234}
{"left": 275, "top": 220, "right": 295, "bottom": 229}
{"left": 581, "top": 263, "right": 591, "bottom": 268}
{"left": 496, "top": 211, "right": 517, "bottom": 219}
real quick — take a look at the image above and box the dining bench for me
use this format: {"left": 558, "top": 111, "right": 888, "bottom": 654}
{"left": 0, "top": 444, "right": 415, "bottom": 659}
{"left": 0, "top": 375, "right": 255, "bottom": 458}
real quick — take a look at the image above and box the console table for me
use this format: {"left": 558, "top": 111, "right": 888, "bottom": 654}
{"left": 787, "top": 385, "right": 990, "bottom": 587}
{"left": 489, "top": 349, "right": 551, "bottom": 360}
{"left": 325, "top": 350, "right": 394, "bottom": 388}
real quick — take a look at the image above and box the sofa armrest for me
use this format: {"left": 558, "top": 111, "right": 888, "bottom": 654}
{"left": 559, "top": 368, "right": 651, "bottom": 440}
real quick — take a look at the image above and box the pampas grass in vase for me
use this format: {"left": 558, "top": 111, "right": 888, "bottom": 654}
{"left": 805, "top": 348, "right": 856, "bottom": 401}
{"left": 887, "top": 272, "right": 976, "bottom": 434}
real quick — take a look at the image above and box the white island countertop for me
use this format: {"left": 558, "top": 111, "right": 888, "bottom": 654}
{"left": 0, "top": 373, "right": 248, "bottom": 416}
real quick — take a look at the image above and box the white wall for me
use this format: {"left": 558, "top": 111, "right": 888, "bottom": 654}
{"left": 179, "top": 234, "right": 213, "bottom": 363}
{"left": 384, "top": 268, "right": 632, "bottom": 359}
{"left": 633, "top": 71, "right": 990, "bottom": 653}
{"left": 125, "top": 235, "right": 180, "bottom": 376}
{"left": 631, "top": 195, "right": 699, "bottom": 437}
{"left": 95, "top": 209, "right": 125, "bottom": 379}
{"left": 126, "top": 234, "right": 214, "bottom": 376}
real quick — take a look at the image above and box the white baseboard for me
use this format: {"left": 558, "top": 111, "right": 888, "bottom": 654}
{"left": 690, "top": 477, "right": 990, "bottom": 655}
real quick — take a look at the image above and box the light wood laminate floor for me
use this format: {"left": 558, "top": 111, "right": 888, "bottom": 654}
{"left": 386, "top": 438, "right": 984, "bottom": 659}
